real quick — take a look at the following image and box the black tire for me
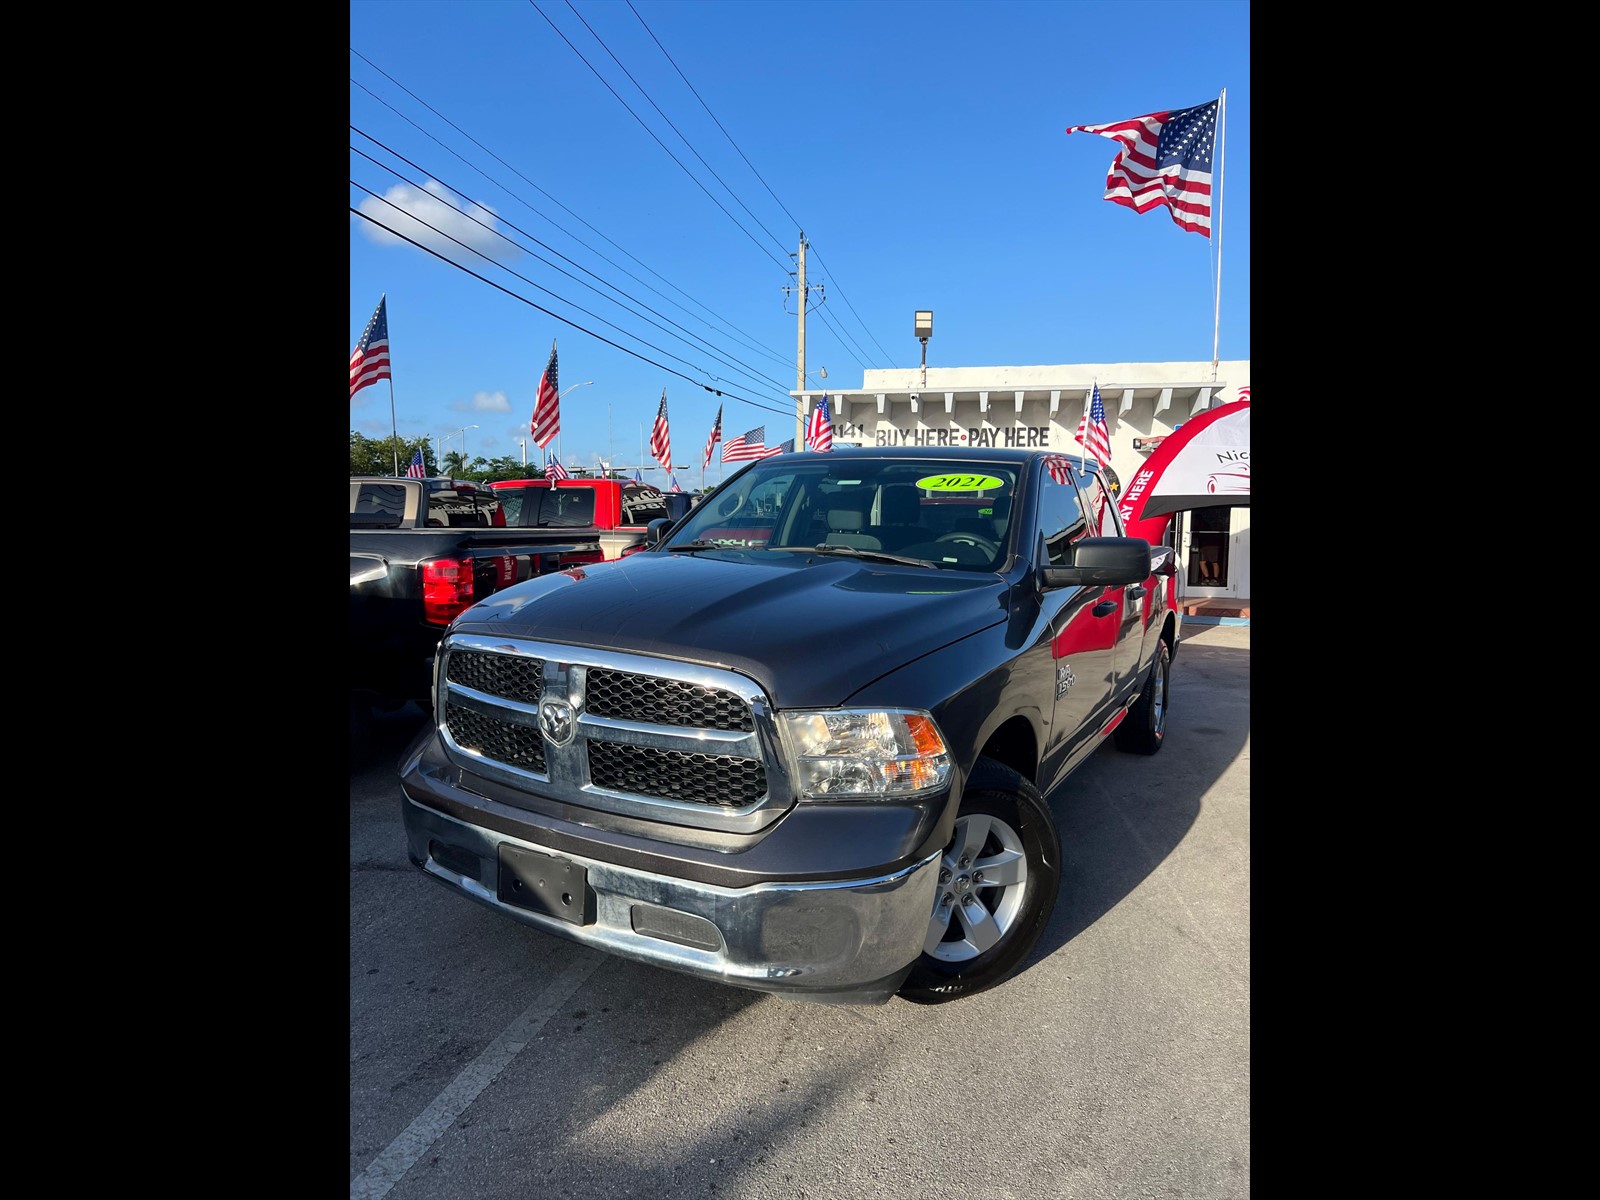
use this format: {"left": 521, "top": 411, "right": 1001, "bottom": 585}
{"left": 899, "top": 756, "right": 1061, "bottom": 1004}
{"left": 1114, "top": 637, "right": 1170, "bottom": 755}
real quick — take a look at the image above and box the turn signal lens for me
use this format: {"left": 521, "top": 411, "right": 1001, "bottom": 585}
{"left": 777, "top": 708, "right": 951, "bottom": 800}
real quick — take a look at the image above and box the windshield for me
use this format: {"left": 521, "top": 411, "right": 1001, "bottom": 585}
{"left": 664, "top": 458, "right": 1020, "bottom": 570}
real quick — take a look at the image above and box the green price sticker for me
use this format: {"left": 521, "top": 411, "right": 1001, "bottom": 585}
{"left": 915, "top": 473, "right": 1004, "bottom": 493}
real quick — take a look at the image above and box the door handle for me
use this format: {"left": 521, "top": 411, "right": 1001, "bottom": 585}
{"left": 1092, "top": 600, "right": 1117, "bottom": 617}
{"left": 1127, "top": 586, "right": 1146, "bottom": 600}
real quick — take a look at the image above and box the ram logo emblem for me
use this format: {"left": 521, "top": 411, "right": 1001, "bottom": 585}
{"left": 539, "top": 699, "right": 576, "bottom": 747}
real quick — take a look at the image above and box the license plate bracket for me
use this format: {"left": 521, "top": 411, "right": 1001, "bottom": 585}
{"left": 497, "top": 845, "right": 595, "bottom": 926}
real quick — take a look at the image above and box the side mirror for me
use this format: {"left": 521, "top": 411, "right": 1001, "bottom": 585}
{"left": 1149, "top": 544, "right": 1177, "bottom": 577}
{"left": 644, "top": 518, "right": 673, "bottom": 547}
{"left": 1040, "top": 537, "right": 1152, "bottom": 589}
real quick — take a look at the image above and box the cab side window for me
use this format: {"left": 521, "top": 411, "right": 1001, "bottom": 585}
{"left": 549, "top": 489, "right": 595, "bottom": 527}
{"left": 620, "top": 488, "right": 669, "bottom": 525}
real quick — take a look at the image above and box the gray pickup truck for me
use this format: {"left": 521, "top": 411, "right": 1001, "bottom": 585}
{"left": 397, "top": 448, "right": 1179, "bottom": 1004}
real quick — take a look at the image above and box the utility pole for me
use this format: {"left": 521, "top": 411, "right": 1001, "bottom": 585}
{"left": 794, "top": 233, "right": 807, "bottom": 445}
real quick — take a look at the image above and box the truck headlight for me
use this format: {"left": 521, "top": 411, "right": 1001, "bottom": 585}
{"left": 777, "top": 708, "right": 951, "bottom": 799}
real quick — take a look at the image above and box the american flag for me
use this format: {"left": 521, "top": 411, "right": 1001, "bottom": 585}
{"left": 702, "top": 405, "right": 722, "bottom": 469}
{"left": 405, "top": 448, "right": 426, "bottom": 478}
{"left": 545, "top": 454, "right": 571, "bottom": 481}
{"left": 722, "top": 425, "right": 785, "bottom": 462}
{"left": 349, "top": 295, "right": 392, "bottom": 399}
{"left": 806, "top": 393, "right": 834, "bottom": 452}
{"left": 1044, "top": 455, "right": 1074, "bottom": 485}
{"left": 1075, "top": 384, "right": 1112, "bottom": 471}
{"left": 1065, "top": 98, "right": 1218, "bottom": 238}
{"left": 669, "top": 474, "right": 683, "bottom": 493}
{"left": 649, "top": 391, "right": 672, "bottom": 473}
{"left": 530, "top": 341, "right": 560, "bottom": 448}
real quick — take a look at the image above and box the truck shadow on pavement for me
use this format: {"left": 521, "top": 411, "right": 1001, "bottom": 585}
{"left": 1026, "top": 637, "right": 1250, "bottom": 966}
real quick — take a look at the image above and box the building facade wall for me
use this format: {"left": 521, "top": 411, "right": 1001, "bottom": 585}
{"left": 793, "top": 359, "right": 1250, "bottom": 600}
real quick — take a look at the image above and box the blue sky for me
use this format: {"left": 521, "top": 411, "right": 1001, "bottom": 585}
{"left": 350, "top": 0, "right": 1249, "bottom": 486}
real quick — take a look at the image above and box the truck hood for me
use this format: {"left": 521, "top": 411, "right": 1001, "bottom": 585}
{"left": 450, "top": 550, "right": 1010, "bottom": 708}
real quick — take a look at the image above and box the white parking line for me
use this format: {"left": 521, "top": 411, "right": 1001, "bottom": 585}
{"left": 351, "top": 952, "right": 605, "bottom": 1200}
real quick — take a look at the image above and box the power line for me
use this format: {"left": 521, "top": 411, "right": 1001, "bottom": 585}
{"left": 351, "top": 133, "right": 794, "bottom": 398}
{"left": 349, "top": 55, "right": 792, "bottom": 373}
{"left": 351, "top": 179, "right": 793, "bottom": 406}
{"left": 560, "top": 0, "right": 789, "bottom": 257}
{"left": 350, "top": 205, "right": 797, "bottom": 423}
{"left": 811, "top": 301, "right": 876, "bottom": 373}
{"left": 351, "top": 26, "right": 885, "bottom": 418}
{"left": 525, "top": 0, "right": 792, "bottom": 274}
{"left": 626, "top": 0, "right": 893, "bottom": 368}
{"left": 806, "top": 243, "right": 894, "bottom": 366}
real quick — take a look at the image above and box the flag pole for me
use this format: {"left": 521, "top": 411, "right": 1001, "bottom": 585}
{"left": 385, "top": 295, "right": 400, "bottom": 475}
{"left": 1211, "top": 87, "right": 1227, "bottom": 385}
{"left": 388, "top": 377, "right": 400, "bottom": 476}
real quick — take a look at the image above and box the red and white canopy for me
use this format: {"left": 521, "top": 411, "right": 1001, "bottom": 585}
{"left": 1118, "top": 399, "right": 1250, "bottom": 543}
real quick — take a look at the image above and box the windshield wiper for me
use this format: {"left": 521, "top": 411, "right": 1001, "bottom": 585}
{"left": 808, "top": 544, "right": 935, "bottom": 568}
{"left": 664, "top": 540, "right": 732, "bottom": 553}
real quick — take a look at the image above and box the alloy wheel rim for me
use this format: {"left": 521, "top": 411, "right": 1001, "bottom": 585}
{"left": 924, "top": 811, "right": 1028, "bottom": 961}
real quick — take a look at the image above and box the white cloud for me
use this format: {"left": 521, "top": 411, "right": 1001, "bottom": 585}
{"left": 354, "top": 180, "right": 522, "bottom": 263}
{"left": 459, "top": 390, "right": 511, "bottom": 414}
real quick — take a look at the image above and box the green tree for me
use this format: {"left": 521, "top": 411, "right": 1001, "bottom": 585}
{"left": 350, "top": 430, "right": 434, "bottom": 476}
{"left": 476, "top": 455, "right": 533, "bottom": 483}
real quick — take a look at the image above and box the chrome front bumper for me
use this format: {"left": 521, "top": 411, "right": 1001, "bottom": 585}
{"left": 404, "top": 797, "right": 942, "bottom": 1005}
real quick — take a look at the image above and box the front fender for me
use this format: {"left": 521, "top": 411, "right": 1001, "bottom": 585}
{"left": 843, "top": 621, "right": 1054, "bottom": 827}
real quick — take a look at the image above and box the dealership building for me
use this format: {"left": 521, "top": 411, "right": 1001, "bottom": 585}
{"left": 792, "top": 358, "right": 1250, "bottom": 605}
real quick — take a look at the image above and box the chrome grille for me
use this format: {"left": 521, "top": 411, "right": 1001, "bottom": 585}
{"left": 447, "top": 649, "right": 545, "bottom": 703}
{"left": 443, "top": 703, "right": 546, "bottom": 772}
{"left": 588, "top": 741, "right": 766, "bottom": 806}
{"left": 436, "top": 634, "right": 785, "bottom": 834}
{"left": 586, "top": 669, "right": 753, "bottom": 731}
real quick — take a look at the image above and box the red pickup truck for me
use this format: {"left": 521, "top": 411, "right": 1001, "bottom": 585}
{"left": 489, "top": 477, "right": 693, "bottom": 561}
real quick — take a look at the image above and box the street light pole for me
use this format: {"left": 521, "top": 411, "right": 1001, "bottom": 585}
{"left": 449, "top": 425, "right": 479, "bottom": 477}
{"left": 555, "top": 381, "right": 594, "bottom": 464}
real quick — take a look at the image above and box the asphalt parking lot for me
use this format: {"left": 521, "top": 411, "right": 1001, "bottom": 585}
{"left": 351, "top": 621, "right": 1249, "bottom": 1199}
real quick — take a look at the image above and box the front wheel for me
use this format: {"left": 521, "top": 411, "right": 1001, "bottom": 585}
{"left": 899, "top": 757, "right": 1061, "bottom": 1004}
